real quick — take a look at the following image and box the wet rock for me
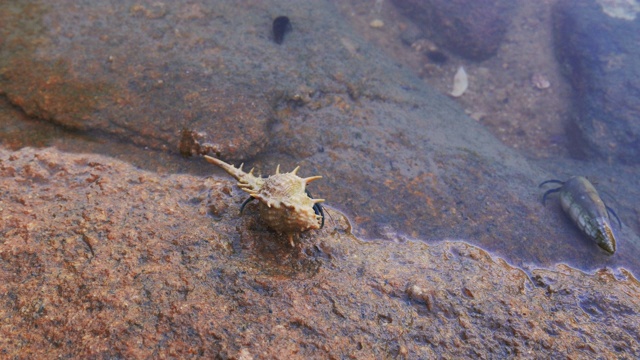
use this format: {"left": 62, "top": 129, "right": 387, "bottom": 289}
{"left": 1, "top": 146, "right": 639, "bottom": 358}
{"left": 2, "top": 1, "right": 640, "bottom": 274}
{"left": 553, "top": 0, "right": 640, "bottom": 163}
{"left": 391, "top": 0, "right": 515, "bottom": 61}
{"left": 0, "top": 1, "right": 275, "bottom": 160}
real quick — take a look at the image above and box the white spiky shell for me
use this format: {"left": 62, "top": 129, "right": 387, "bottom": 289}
{"left": 204, "top": 156, "right": 324, "bottom": 245}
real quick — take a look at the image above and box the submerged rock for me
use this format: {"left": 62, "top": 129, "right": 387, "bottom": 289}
{"left": 2, "top": 0, "right": 640, "bottom": 278}
{"left": 1, "top": 146, "right": 639, "bottom": 358}
{"left": 391, "top": 0, "right": 514, "bottom": 61}
{"left": 0, "top": 1, "right": 273, "bottom": 160}
{"left": 554, "top": 0, "right": 640, "bottom": 163}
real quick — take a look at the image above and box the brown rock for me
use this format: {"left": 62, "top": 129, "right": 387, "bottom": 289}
{"left": 1, "top": 147, "right": 639, "bottom": 358}
{"left": 2, "top": 1, "right": 640, "bottom": 278}
{"left": 0, "top": 1, "right": 273, "bottom": 160}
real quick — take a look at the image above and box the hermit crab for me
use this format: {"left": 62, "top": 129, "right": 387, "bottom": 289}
{"left": 205, "top": 155, "right": 325, "bottom": 246}
{"left": 539, "top": 176, "right": 620, "bottom": 254}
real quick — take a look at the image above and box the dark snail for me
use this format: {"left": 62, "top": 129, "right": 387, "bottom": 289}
{"left": 272, "top": 16, "right": 292, "bottom": 44}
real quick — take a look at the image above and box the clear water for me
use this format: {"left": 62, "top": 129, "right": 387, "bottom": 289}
{"left": 1, "top": 0, "right": 639, "bottom": 278}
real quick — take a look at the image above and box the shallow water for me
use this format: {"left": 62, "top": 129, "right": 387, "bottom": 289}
{"left": 1, "top": 0, "right": 639, "bottom": 279}
{"left": 3, "top": 94, "right": 639, "bottom": 279}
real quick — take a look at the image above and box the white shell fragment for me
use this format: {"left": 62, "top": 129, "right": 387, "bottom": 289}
{"left": 596, "top": 0, "right": 640, "bottom": 21}
{"left": 450, "top": 66, "right": 468, "bottom": 97}
{"left": 531, "top": 73, "right": 551, "bottom": 90}
{"left": 369, "top": 19, "right": 385, "bottom": 28}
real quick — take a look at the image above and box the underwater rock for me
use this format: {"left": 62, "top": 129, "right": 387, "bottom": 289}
{"left": 390, "top": 0, "right": 514, "bottom": 61}
{"left": 0, "top": 2, "right": 272, "bottom": 160}
{"left": 3, "top": 0, "right": 640, "bottom": 272}
{"left": 553, "top": 0, "right": 640, "bottom": 163}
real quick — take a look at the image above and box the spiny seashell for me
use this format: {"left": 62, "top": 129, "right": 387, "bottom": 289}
{"left": 205, "top": 155, "right": 324, "bottom": 246}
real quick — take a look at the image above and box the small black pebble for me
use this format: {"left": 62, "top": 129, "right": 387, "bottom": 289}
{"left": 426, "top": 50, "right": 448, "bottom": 64}
{"left": 272, "top": 16, "right": 292, "bottom": 44}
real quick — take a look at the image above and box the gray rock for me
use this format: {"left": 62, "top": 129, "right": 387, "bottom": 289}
{"left": 391, "top": 0, "right": 515, "bottom": 61}
{"left": 553, "top": 0, "right": 640, "bottom": 163}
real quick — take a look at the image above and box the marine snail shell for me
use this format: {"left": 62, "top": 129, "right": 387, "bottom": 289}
{"left": 205, "top": 155, "right": 324, "bottom": 246}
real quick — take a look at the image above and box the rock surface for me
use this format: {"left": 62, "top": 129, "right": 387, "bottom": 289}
{"left": 1, "top": 0, "right": 640, "bottom": 274}
{"left": 1, "top": 146, "right": 639, "bottom": 358}
{"left": 391, "top": 0, "right": 514, "bottom": 61}
{"left": 553, "top": 0, "right": 640, "bottom": 163}
{"left": 0, "top": 1, "right": 275, "bottom": 160}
